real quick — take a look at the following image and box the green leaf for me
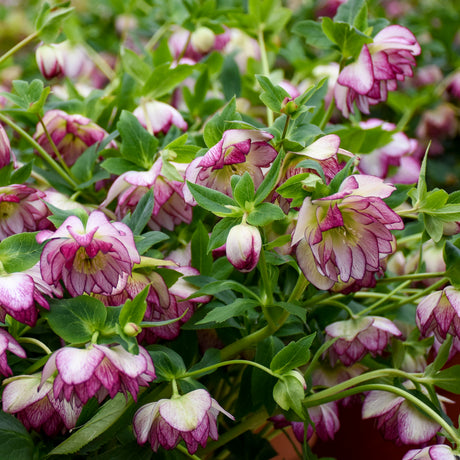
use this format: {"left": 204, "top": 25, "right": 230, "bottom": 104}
{"left": 432, "top": 365, "right": 460, "bottom": 394}
{"left": 270, "top": 334, "right": 316, "bottom": 374}
{"left": 147, "top": 345, "right": 186, "bottom": 381}
{"left": 247, "top": 202, "right": 285, "bottom": 226}
{"left": 188, "top": 348, "right": 220, "bottom": 377}
{"left": 293, "top": 20, "right": 333, "bottom": 49}
{"left": 117, "top": 110, "right": 158, "bottom": 169}
{"left": 273, "top": 374, "right": 305, "bottom": 417}
{"left": 134, "top": 231, "right": 169, "bottom": 255}
{"left": 49, "top": 394, "right": 130, "bottom": 455}
{"left": 444, "top": 241, "right": 460, "bottom": 288}
{"left": 119, "top": 286, "right": 149, "bottom": 328}
{"left": 191, "top": 279, "right": 260, "bottom": 301}
{"left": 187, "top": 181, "right": 238, "bottom": 215}
{"left": 255, "top": 150, "right": 284, "bottom": 204}
{"left": 328, "top": 157, "right": 355, "bottom": 194}
{"left": 44, "top": 201, "right": 88, "bottom": 229}
{"left": 120, "top": 47, "right": 152, "bottom": 86}
{"left": 424, "top": 214, "right": 444, "bottom": 243}
{"left": 0, "top": 412, "right": 35, "bottom": 460}
{"left": 220, "top": 56, "right": 241, "bottom": 100}
{"left": 143, "top": 63, "right": 195, "bottom": 99}
{"left": 100, "top": 158, "right": 144, "bottom": 175}
{"left": 191, "top": 221, "right": 213, "bottom": 276}
{"left": 334, "top": 0, "right": 368, "bottom": 30}
{"left": 123, "top": 189, "right": 154, "bottom": 235}
{"left": 384, "top": 184, "right": 414, "bottom": 208}
{"left": 0, "top": 232, "right": 43, "bottom": 273}
{"left": 208, "top": 217, "right": 240, "bottom": 251}
{"left": 256, "top": 75, "right": 290, "bottom": 113}
{"left": 196, "top": 298, "right": 259, "bottom": 325}
{"left": 36, "top": 3, "right": 74, "bottom": 42}
{"left": 233, "top": 172, "right": 255, "bottom": 207}
{"left": 45, "top": 296, "right": 107, "bottom": 344}
{"left": 10, "top": 79, "right": 50, "bottom": 113}
{"left": 203, "top": 98, "right": 240, "bottom": 148}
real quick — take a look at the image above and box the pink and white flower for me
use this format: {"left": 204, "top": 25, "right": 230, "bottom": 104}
{"left": 0, "top": 185, "right": 51, "bottom": 241}
{"left": 184, "top": 129, "right": 278, "bottom": 205}
{"left": 35, "top": 43, "right": 64, "bottom": 80}
{"left": 335, "top": 25, "right": 421, "bottom": 117}
{"left": 403, "top": 445, "right": 458, "bottom": 460}
{"left": 0, "top": 328, "right": 26, "bottom": 376}
{"left": 0, "top": 124, "right": 12, "bottom": 169}
{"left": 326, "top": 316, "right": 402, "bottom": 366}
{"left": 40, "top": 344, "right": 156, "bottom": 405}
{"left": 3, "top": 373, "right": 82, "bottom": 436}
{"left": 133, "top": 389, "right": 234, "bottom": 454}
{"left": 362, "top": 381, "right": 451, "bottom": 445}
{"left": 133, "top": 101, "right": 188, "bottom": 135}
{"left": 101, "top": 158, "right": 193, "bottom": 231}
{"left": 292, "top": 175, "right": 404, "bottom": 290}
{"left": 416, "top": 286, "right": 460, "bottom": 343}
{"left": 37, "top": 210, "right": 140, "bottom": 297}
{"left": 34, "top": 109, "right": 116, "bottom": 166}
{"left": 226, "top": 223, "right": 262, "bottom": 272}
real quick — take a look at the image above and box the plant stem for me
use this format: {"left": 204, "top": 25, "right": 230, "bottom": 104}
{"left": 0, "top": 31, "right": 39, "bottom": 66}
{"left": 377, "top": 272, "right": 446, "bottom": 283}
{"left": 357, "top": 280, "right": 412, "bottom": 316}
{"left": 17, "top": 337, "right": 52, "bottom": 355}
{"left": 0, "top": 112, "right": 78, "bottom": 188}
{"left": 200, "top": 408, "right": 269, "bottom": 455}
{"left": 257, "top": 27, "right": 273, "bottom": 126}
{"left": 184, "top": 359, "right": 278, "bottom": 380}
{"left": 306, "top": 383, "right": 460, "bottom": 447}
{"left": 319, "top": 98, "right": 335, "bottom": 130}
{"left": 176, "top": 444, "right": 202, "bottom": 460}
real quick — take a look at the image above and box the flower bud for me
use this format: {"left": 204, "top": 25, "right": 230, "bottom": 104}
{"left": 226, "top": 224, "right": 262, "bottom": 273}
{"left": 190, "top": 27, "right": 215, "bottom": 53}
{"left": 123, "top": 322, "right": 141, "bottom": 336}
{"left": 35, "top": 43, "right": 64, "bottom": 80}
{"left": 0, "top": 124, "right": 12, "bottom": 169}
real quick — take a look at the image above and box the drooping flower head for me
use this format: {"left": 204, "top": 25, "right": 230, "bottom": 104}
{"left": 40, "top": 344, "right": 156, "bottom": 406}
{"left": 3, "top": 373, "right": 82, "bottom": 436}
{"left": 101, "top": 158, "right": 193, "bottom": 231}
{"left": 362, "top": 381, "right": 451, "bottom": 445}
{"left": 133, "top": 101, "right": 188, "bottom": 135}
{"left": 325, "top": 316, "right": 402, "bottom": 366}
{"left": 37, "top": 210, "right": 140, "bottom": 297}
{"left": 33, "top": 109, "right": 116, "bottom": 166}
{"left": 416, "top": 286, "right": 460, "bottom": 343}
{"left": 403, "top": 445, "right": 459, "bottom": 460}
{"left": 0, "top": 329, "right": 26, "bottom": 376}
{"left": 133, "top": 389, "right": 234, "bottom": 454}
{"left": 184, "top": 129, "right": 278, "bottom": 205}
{"left": 226, "top": 223, "right": 262, "bottom": 272}
{"left": 0, "top": 185, "right": 51, "bottom": 241}
{"left": 335, "top": 25, "right": 421, "bottom": 117}
{"left": 292, "top": 175, "right": 404, "bottom": 290}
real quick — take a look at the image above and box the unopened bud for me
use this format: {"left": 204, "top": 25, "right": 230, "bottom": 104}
{"left": 281, "top": 97, "right": 298, "bottom": 115}
{"left": 35, "top": 43, "right": 64, "bottom": 80}
{"left": 123, "top": 322, "right": 141, "bottom": 337}
{"left": 226, "top": 223, "right": 261, "bottom": 273}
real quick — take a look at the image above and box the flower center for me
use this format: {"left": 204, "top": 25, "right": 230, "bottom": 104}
{"left": 73, "top": 246, "right": 107, "bottom": 274}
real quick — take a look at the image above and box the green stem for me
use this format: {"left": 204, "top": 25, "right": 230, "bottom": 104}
{"left": 184, "top": 359, "right": 278, "bottom": 380}
{"left": 0, "top": 112, "right": 77, "bottom": 188}
{"left": 303, "top": 337, "right": 339, "bottom": 379}
{"left": 372, "top": 277, "right": 449, "bottom": 315}
{"left": 378, "top": 272, "right": 446, "bottom": 283}
{"left": 17, "top": 337, "right": 52, "bottom": 355}
{"left": 306, "top": 383, "right": 460, "bottom": 446}
{"left": 200, "top": 408, "right": 269, "bottom": 455}
{"left": 321, "top": 300, "right": 356, "bottom": 318}
{"left": 304, "top": 368, "right": 424, "bottom": 406}
{"left": 176, "top": 444, "right": 201, "bottom": 460}
{"left": 357, "top": 280, "right": 412, "bottom": 317}
{"left": 288, "top": 272, "right": 308, "bottom": 303}
{"left": 145, "top": 23, "right": 170, "bottom": 52}
{"left": 319, "top": 98, "right": 335, "bottom": 130}
{"left": 0, "top": 31, "right": 39, "bottom": 66}
{"left": 257, "top": 27, "right": 273, "bottom": 126}
{"left": 281, "top": 114, "right": 291, "bottom": 141}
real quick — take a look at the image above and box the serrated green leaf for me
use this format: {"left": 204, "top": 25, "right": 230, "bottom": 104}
{"left": 233, "top": 172, "right": 255, "bottom": 207}
{"left": 256, "top": 75, "right": 290, "bottom": 113}
{"left": 293, "top": 20, "right": 333, "bottom": 49}
{"left": 187, "top": 181, "right": 237, "bottom": 215}
{"left": 270, "top": 334, "right": 316, "bottom": 374}
{"left": 334, "top": 0, "right": 368, "bottom": 30}
{"left": 247, "top": 202, "right": 285, "bottom": 226}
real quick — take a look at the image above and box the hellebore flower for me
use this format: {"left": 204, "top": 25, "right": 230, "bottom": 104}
{"left": 3, "top": 373, "right": 82, "bottom": 436}
{"left": 226, "top": 223, "right": 262, "bottom": 272}
{"left": 335, "top": 25, "right": 420, "bottom": 117}
{"left": 133, "top": 101, "right": 188, "bottom": 135}
{"left": 416, "top": 286, "right": 460, "bottom": 343}
{"left": 403, "top": 445, "right": 459, "bottom": 460}
{"left": 35, "top": 43, "right": 64, "bottom": 79}
{"left": 184, "top": 129, "right": 278, "bottom": 204}
{"left": 357, "top": 119, "right": 420, "bottom": 184}
{"left": 362, "top": 381, "right": 451, "bottom": 445}
{"left": 41, "top": 344, "right": 156, "bottom": 406}
{"left": 37, "top": 210, "right": 140, "bottom": 297}
{"left": 33, "top": 109, "right": 116, "bottom": 167}
{"left": 0, "top": 329, "right": 26, "bottom": 376}
{"left": 133, "top": 389, "right": 234, "bottom": 454}
{"left": 0, "top": 124, "right": 12, "bottom": 169}
{"left": 0, "top": 185, "right": 51, "bottom": 241}
{"left": 326, "top": 316, "right": 402, "bottom": 366}
{"left": 101, "top": 158, "right": 192, "bottom": 231}
{"left": 292, "top": 175, "right": 404, "bottom": 290}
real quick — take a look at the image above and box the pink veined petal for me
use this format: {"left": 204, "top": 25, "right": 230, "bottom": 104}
{"left": 133, "top": 402, "right": 160, "bottom": 443}
{"left": 296, "top": 240, "right": 335, "bottom": 290}
{"left": 362, "top": 390, "right": 404, "bottom": 419}
{"left": 55, "top": 347, "right": 105, "bottom": 385}
{"left": 397, "top": 401, "right": 440, "bottom": 444}
{"left": 337, "top": 45, "right": 374, "bottom": 94}
{"left": 298, "top": 134, "right": 341, "bottom": 161}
